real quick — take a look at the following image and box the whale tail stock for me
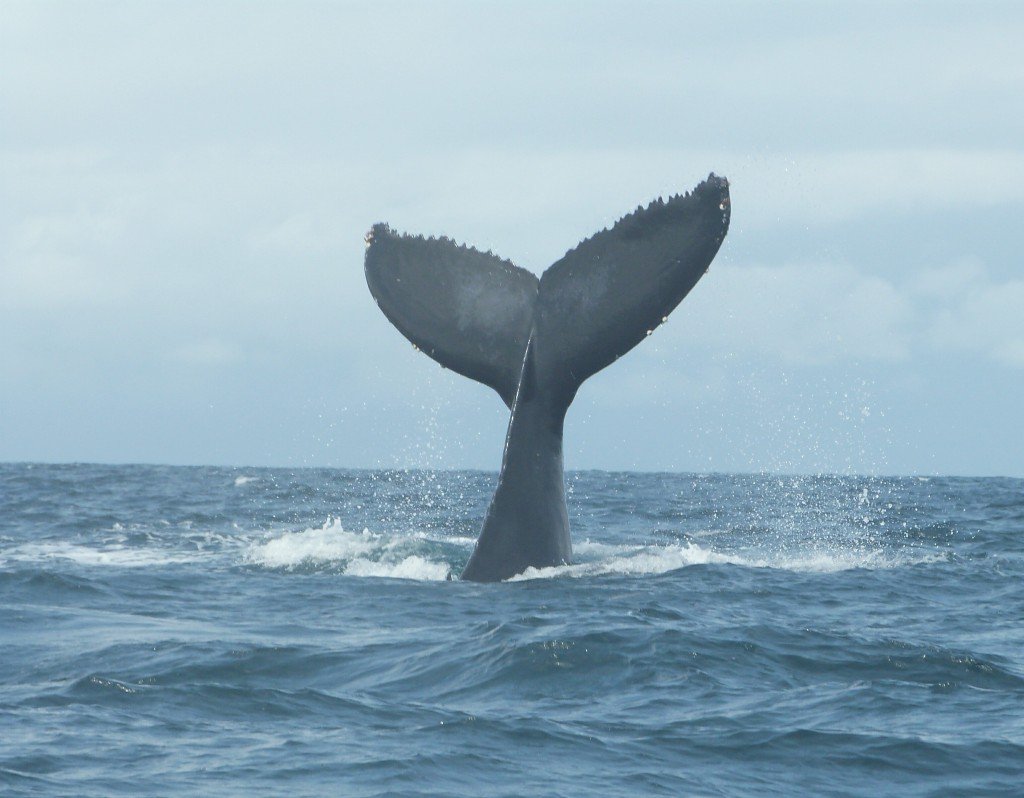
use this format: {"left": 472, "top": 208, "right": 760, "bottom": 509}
{"left": 364, "top": 174, "right": 731, "bottom": 580}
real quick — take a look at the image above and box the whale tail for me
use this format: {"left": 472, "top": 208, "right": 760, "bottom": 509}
{"left": 366, "top": 174, "right": 730, "bottom": 581}
{"left": 365, "top": 174, "right": 731, "bottom": 412}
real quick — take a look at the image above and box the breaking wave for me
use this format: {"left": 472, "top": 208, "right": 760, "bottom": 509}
{"left": 245, "top": 518, "right": 453, "bottom": 580}
{"left": 1, "top": 514, "right": 941, "bottom": 582}
{"left": 509, "top": 538, "right": 946, "bottom": 581}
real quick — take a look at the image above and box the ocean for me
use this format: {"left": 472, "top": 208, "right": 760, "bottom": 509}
{"left": 1, "top": 463, "right": 1022, "bottom": 796}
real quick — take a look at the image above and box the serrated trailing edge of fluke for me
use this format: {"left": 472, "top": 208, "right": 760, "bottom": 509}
{"left": 557, "top": 172, "right": 730, "bottom": 261}
{"left": 366, "top": 173, "right": 729, "bottom": 275}
{"left": 365, "top": 221, "right": 522, "bottom": 274}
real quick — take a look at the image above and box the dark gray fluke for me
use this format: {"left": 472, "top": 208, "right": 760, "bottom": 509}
{"left": 365, "top": 174, "right": 731, "bottom": 581}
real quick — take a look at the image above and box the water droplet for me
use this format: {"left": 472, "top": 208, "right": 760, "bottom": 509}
{"left": 645, "top": 329, "right": 653, "bottom": 336}
{"left": 661, "top": 316, "right": 668, "bottom": 324}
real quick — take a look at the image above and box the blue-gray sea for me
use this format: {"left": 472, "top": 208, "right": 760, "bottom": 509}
{"left": 1, "top": 463, "right": 1022, "bottom": 796}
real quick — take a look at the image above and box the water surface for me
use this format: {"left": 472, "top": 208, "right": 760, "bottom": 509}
{"left": 2, "top": 464, "right": 1022, "bottom": 796}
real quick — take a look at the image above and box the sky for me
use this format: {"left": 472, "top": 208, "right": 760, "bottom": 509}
{"left": 1, "top": 1, "right": 1022, "bottom": 476}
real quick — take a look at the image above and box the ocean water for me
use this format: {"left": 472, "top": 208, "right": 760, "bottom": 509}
{"left": 1, "top": 463, "right": 1022, "bottom": 797}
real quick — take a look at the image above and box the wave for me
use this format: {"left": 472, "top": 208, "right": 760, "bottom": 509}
{"left": 509, "top": 538, "right": 946, "bottom": 581}
{"left": 0, "top": 541, "right": 199, "bottom": 568}
{"left": 245, "top": 518, "right": 452, "bottom": 581}
{"left": 245, "top": 521, "right": 943, "bottom": 584}
{"left": 343, "top": 555, "right": 451, "bottom": 580}
{"left": 1, "top": 515, "right": 945, "bottom": 583}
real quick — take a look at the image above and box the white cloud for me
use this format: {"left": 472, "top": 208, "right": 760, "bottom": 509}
{"left": 912, "top": 259, "right": 989, "bottom": 300}
{"left": 247, "top": 212, "right": 347, "bottom": 255}
{"left": 2, "top": 140, "right": 1020, "bottom": 373}
{"left": 167, "top": 338, "right": 239, "bottom": 366}
{"left": 654, "top": 261, "right": 912, "bottom": 366}
{"left": 322, "top": 147, "right": 1024, "bottom": 269}
{"left": 634, "top": 257, "right": 1024, "bottom": 372}
{"left": 722, "top": 149, "right": 1024, "bottom": 229}
{"left": 1, "top": 252, "right": 91, "bottom": 310}
{"left": 994, "top": 340, "right": 1024, "bottom": 369}
{"left": 925, "top": 267, "right": 1024, "bottom": 368}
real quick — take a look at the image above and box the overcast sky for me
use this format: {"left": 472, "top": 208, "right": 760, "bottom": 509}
{"left": 2, "top": 1, "right": 1022, "bottom": 476}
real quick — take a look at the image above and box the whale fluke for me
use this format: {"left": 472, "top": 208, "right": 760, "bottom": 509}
{"left": 535, "top": 175, "right": 731, "bottom": 408}
{"left": 365, "top": 226, "right": 538, "bottom": 408}
{"left": 365, "top": 174, "right": 731, "bottom": 581}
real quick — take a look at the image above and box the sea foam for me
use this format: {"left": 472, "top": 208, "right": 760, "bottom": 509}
{"left": 509, "top": 538, "right": 944, "bottom": 581}
{"left": 0, "top": 541, "right": 198, "bottom": 568}
{"left": 246, "top": 518, "right": 451, "bottom": 580}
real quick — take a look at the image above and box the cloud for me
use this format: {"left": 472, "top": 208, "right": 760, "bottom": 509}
{"left": 2, "top": 141, "right": 1020, "bottom": 375}
{"left": 923, "top": 261, "right": 1024, "bottom": 368}
{"left": 247, "top": 212, "right": 348, "bottom": 255}
{"left": 994, "top": 340, "right": 1024, "bottom": 369}
{"left": 649, "top": 260, "right": 913, "bottom": 366}
{"left": 167, "top": 338, "right": 239, "bottom": 366}
{"left": 630, "top": 256, "right": 1024, "bottom": 372}
{"left": 0, "top": 197, "right": 134, "bottom": 310}
{"left": 0, "top": 251, "right": 118, "bottom": 310}
{"left": 722, "top": 149, "right": 1024, "bottom": 229}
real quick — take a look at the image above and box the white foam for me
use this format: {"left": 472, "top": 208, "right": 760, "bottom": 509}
{"left": 246, "top": 518, "right": 453, "bottom": 580}
{"left": 508, "top": 539, "right": 943, "bottom": 582}
{"left": 510, "top": 541, "right": 737, "bottom": 581}
{"left": 0, "top": 541, "right": 197, "bottom": 568}
{"left": 233, "top": 475, "right": 259, "bottom": 486}
{"left": 758, "top": 549, "right": 889, "bottom": 572}
{"left": 246, "top": 518, "right": 377, "bottom": 567}
{"left": 344, "top": 555, "right": 450, "bottom": 580}
{"left": 419, "top": 534, "right": 477, "bottom": 547}
{"left": 572, "top": 539, "right": 630, "bottom": 558}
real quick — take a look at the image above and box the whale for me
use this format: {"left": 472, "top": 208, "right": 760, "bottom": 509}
{"left": 365, "top": 174, "right": 731, "bottom": 581}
